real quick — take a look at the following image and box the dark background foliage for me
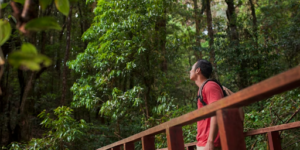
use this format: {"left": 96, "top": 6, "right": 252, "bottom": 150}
{"left": 0, "top": 0, "right": 299, "bottom": 149}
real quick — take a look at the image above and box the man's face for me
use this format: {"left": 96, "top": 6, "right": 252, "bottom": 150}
{"left": 189, "top": 63, "right": 199, "bottom": 81}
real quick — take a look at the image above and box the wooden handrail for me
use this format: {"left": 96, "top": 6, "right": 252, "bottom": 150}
{"left": 158, "top": 121, "right": 300, "bottom": 149}
{"left": 97, "top": 66, "right": 300, "bottom": 150}
{"left": 245, "top": 121, "right": 300, "bottom": 136}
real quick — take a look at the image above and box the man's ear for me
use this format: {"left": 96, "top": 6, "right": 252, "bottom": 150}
{"left": 196, "top": 68, "right": 201, "bottom": 74}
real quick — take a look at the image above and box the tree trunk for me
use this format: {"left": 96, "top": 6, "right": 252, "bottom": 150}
{"left": 61, "top": 6, "right": 73, "bottom": 105}
{"left": 225, "top": 0, "right": 248, "bottom": 89}
{"left": 226, "top": 0, "right": 239, "bottom": 43}
{"left": 155, "top": 6, "right": 167, "bottom": 73}
{"left": 206, "top": 0, "right": 217, "bottom": 79}
{"left": 193, "top": 0, "right": 205, "bottom": 60}
{"left": 77, "top": 2, "right": 88, "bottom": 49}
{"left": 249, "top": 0, "right": 257, "bottom": 46}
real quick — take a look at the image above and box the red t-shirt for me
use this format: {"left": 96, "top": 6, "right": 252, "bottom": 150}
{"left": 196, "top": 81, "right": 223, "bottom": 147}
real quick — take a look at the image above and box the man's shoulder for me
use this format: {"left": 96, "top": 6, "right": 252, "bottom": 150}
{"left": 203, "top": 81, "right": 222, "bottom": 92}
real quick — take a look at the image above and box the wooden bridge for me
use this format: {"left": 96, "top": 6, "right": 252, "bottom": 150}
{"left": 97, "top": 66, "right": 300, "bottom": 150}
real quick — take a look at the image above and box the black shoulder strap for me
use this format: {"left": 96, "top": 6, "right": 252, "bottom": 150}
{"left": 196, "top": 79, "right": 226, "bottom": 106}
{"left": 197, "top": 79, "right": 210, "bottom": 106}
{"left": 210, "top": 79, "right": 227, "bottom": 97}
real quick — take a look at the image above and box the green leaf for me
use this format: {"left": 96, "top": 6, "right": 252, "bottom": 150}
{"left": 21, "top": 43, "right": 38, "bottom": 55}
{"left": 0, "top": 19, "right": 12, "bottom": 46}
{"left": 39, "top": 0, "right": 53, "bottom": 10}
{"left": 54, "top": 0, "right": 70, "bottom": 16}
{"left": 8, "top": 44, "right": 52, "bottom": 71}
{"left": 25, "top": 17, "right": 62, "bottom": 31}
{"left": 1, "top": 3, "right": 9, "bottom": 9}
{"left": 8, "top": 51, "right": 41, "bottom": 70}
{"left": 14, "top": 0, "right": 25, "bottom": 5}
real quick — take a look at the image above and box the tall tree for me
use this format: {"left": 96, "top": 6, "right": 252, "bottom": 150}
{"left": 205, "top": 0, "right": 217, "bottom": 79}
{"left": 193, "top": 0, "right": 204, "bottom": 59}
{"left": 61, "top": 6, "right": 73, "bottom": 105}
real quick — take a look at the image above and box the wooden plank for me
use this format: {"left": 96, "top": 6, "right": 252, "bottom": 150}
{"left": 217, "top": 109, "right": 246, "bottom": 150}
{"left": 158, "top": 142, "right": 197, "bottom": 150}
{"left": 184, "top": 142, "right": 197, "bottom": 147}
{"left": 142, "top": 135, "right": 155, "bottom": 150}
{"left": 245, "top": 121, "right": 300, "bottom": 136}
{"left": 97, "top": 66, "right": 300, "bottom": 150}
{"left": 166, "top": 126, "right": 185, "bottom": 150}
{"left": 124, "top": 142, "right": 135, "bottom": 150}
{"left": 267, "top": 131, "right": 282, "bottom": 150}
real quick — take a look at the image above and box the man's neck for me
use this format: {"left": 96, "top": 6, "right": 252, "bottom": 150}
{"left": 195, "top": 76, "right": 208, "bottom": 88}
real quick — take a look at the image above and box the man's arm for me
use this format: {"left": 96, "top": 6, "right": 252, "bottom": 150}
{"left": 203, "top": 82, "right": 223, "bottom": 150}
{"left": 205, "top": 116, "right": 218, "bottom": 150}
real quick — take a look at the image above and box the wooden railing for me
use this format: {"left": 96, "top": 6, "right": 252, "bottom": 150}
{"left": 158, "top": 121, "right": 300, "bottom": 150}
{"left": 97, "top": 66, "right": 300, "bottom": 150}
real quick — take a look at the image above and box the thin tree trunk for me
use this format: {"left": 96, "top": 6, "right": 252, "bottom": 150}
{"left": 61, "top": 6, "right": 73, "bottom": 105}
{"left": 249, "top": 0, "right": 257, "bottom": 46}
{"left": 206, "top": 0, "right": 217, "bottom": 79}
{"left": 193, "top": 0, "right": 204, "bottom": 59}
{"left": 77, "top": 2, "right": 88, "bottom": 48}
{"left": 249, "top": 0, "right": 260, "bottom": 86}
{"left": 226, "top": 0, "right": 239, "bottom": 43}
{"left": 155, "top": 1, "right": 167, "bottom": 73}
{"left": 225, "top": 0, "right": 248, "bottom": 89}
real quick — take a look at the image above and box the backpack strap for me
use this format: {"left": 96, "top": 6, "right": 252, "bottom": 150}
{"left": 210, "top": 79, "right": 227, "bottom": 97}
{"left": 196, "top": 79, "right": 210, "bottom": 106}
{"left": 196, "top": 79, "right": 226, "bottom": 106}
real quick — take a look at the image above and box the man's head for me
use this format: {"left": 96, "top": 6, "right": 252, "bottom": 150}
{"left": 189, "top": 59, "right": 212, "bottom": 81}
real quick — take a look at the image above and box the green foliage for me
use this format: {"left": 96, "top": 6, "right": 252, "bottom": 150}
{"left": 0, "top": 19, "right": 12, "bottom": 46}
{"left": 8, "top": 107, "right": 89, "bottom": 150}
{"left": 54, "top": 0, "right": 70, "bottom": 16}
{"left": 1, "top": 0, "right": 300, "bottom": 149}
{"left": 8, "top": 43, "right": 52, "bottom": 70}
{"left": 39, "top": 0, "right": 53, "bottom": 10}
{"left": 100, "top": 86, "right": 143, "bottom": 119}
{"left": 0, "top": 3, "right": 9, "bottom": 9}
{"left": 25, "top": 17, "right": 62, "bottom": 31}
{"left": 244, "top": 89, "right": 300, "bottom": 149}
{"left": 13, "top": 0, "right": 25, "bottom": 5}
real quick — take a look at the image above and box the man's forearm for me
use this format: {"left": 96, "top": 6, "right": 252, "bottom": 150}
{"left": 208, "top": 116, "right": 218, "bottom": 143}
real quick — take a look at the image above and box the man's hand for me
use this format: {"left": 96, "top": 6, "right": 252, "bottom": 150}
{"left": 203, "top": 141, "right": 214, "bottom": 150}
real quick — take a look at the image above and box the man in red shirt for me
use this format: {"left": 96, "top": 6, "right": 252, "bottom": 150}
{"left": 189, "top": 59, "right": 222, "bottom": 150}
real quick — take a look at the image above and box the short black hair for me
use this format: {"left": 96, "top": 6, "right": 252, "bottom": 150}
{"left": 194, "top": 59, "right": 212, "bottom": 79}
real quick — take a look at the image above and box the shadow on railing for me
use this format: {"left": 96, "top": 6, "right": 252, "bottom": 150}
{"left": 97, "top": 66, "right": 300, "bottom": 150}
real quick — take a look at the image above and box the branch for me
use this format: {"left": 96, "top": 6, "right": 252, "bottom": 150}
{"left": 35, "top": 66, "right": 47, "bottom": 80}
{"left": 20, "top": 72, "right": 35, "bottom": 114}
{"left": 113, "top": 131, "right": 123, "bottom": 139}
{"left": 285, "top": 106, "right": 300, "bottom": 124}
{"left": 280, "top": 106, "right": 300, "bottom": 137}
{"left": 250, "top": 139, "right": 257, "bottom": 150}
{"left": 0, "top": 47, "right": 4, "bottom": 95}
{"left": 10, "top": 0, "right": 38, "bottom": 34}
{"left": 272, "top": 109, "right": 284, "bottom": 124}
{"left": 283, "top": 139, "right": 300, "bottom": 149}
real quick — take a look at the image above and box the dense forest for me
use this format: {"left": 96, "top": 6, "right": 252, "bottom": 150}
{"left": 0, "top": 0, "right": 299, "bottom": 149}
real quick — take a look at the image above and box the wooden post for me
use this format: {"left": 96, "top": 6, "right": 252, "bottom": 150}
{"left": 166, "top": 126, "right": 185, "bottom": 150}
{"left": 111, "top": 146, "right": 121, "bottom": 150}
{"left": 267, "top": 131, "right": 282, "bottom": 150}
{"left": 124, "top": 142, "right": 135, "bottom": 150}
{"left": 217, "top": 109, "right": 246, "bottom": 150}
{"left": 142, "top": 135, "right": 155, "bottom": 150}
{"left": 186, "top": 146, "right": 194, "bottom": 150}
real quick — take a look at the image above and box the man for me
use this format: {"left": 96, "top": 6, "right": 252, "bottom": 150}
{"left": 189, "top": 59, "right": 222, "bottom": 150}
